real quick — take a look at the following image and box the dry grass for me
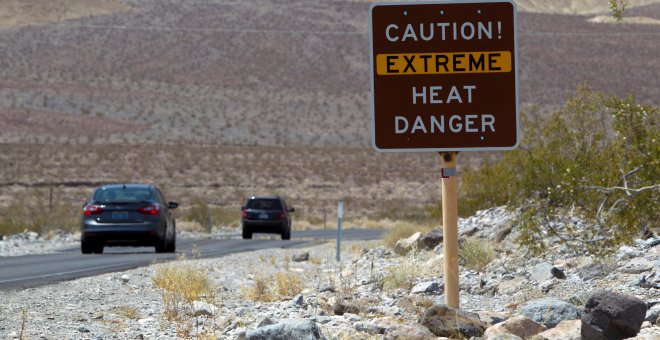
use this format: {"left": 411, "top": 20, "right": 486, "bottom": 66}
{"left": 459, "top": 237, "right": 497, "bottom": 272}
{"left": 382, "top": 222, "right": 435, "bottom": 249}
{"left": 243, "top": 271, "right": 304, "bottom": 302}
{"left": 152, "top": 254, "right": 215, "bottom": 321}
{"left": 112, "top": 306, "right": 141, "bottom": 320}
{"left": 382, "top": 252, "right": 442, "bottom": 291}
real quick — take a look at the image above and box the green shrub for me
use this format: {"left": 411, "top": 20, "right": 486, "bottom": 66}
{"left": 460, "top": 85, "right": 659, "bottom": 255}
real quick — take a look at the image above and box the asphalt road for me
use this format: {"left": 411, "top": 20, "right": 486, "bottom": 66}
{"left": 0, "top": 228, "right": 383, "bottom": 291}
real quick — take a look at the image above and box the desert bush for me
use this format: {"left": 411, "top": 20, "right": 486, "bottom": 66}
{"left": 460, "top": 85, "right": 659, "bottom": 255}
{"left": 152, "top": 254, "right": 215, "bottom": 321}
{"left": 458, "top": 237, "right": 496, "bottom": 272}
{"left": 274, "top": 271, "right": 303, "bottom": 298}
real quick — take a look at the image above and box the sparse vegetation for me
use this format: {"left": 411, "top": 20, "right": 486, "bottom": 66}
{"left": 382, "top": 222, "right": 434, "bottom": 249}
{"left": 609, "top": 0, "right": 627, "bottom": 21}
{"left": 152, "top": 254, "right": 216, "bottom": 321}
{"left": 0, "top": 188, "right": 80, "bottom": 236}
{"left": 461, "top": 86, "right": 659, "bottom": 255}
{"left": 243, "top": 271, "right": 304, "bottom": 302}
{"left": 459, "top": 237, "right": 496, "bottom": 272}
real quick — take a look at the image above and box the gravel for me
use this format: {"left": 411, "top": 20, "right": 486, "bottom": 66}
{"left": 2, "top": 207, "right": 660, "bottom": 339}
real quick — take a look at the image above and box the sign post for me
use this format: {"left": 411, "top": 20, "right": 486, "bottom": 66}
{"left": 370, "top": 0, "right": 518, "bottom": 309}
{"left": 441, "top": 152, "right": 459, "bottom": 308}
{"left": 336, "top": 201, "right": 344, "bottom": 262}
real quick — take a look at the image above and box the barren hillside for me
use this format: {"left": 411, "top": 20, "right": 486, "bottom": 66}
{"left": 0, "top": 0, "right": 657, "bottom": 147}
{"left": 0, "top": 0, "right": 658, "bottom": 221}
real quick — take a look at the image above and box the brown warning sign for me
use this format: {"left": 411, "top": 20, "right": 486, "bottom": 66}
{"left": 370, "top": 0, "right": 519, "bottom": 152}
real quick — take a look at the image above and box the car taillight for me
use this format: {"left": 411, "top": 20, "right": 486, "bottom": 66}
{"left": 242, "top": 210, "right": 248, "bottom": 218}
{"left": 83, "top": 205, "right": 102, "bottom": 215}
{"left": 279, "top": 212, "right": 286, "bottom": 220}
{"left": 138, "top": 204, "right": 160, "bottom": 215}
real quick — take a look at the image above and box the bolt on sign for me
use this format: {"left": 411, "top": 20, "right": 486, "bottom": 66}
{"left": 370, "top": 0, "right": 519, "bottom": 152}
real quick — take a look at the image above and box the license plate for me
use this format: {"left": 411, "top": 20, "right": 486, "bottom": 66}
{"left": 112, "top": 211, "right": 129, "bottom": 220}
{"left": 259, "top": 213, "right": 268, "bottom": 220}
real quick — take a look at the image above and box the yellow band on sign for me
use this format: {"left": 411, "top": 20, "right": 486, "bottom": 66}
{"left": 376, "top": 51, "right": 511, "bottom": 75}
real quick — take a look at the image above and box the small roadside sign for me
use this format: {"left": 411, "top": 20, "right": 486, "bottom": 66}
{"left": 370, "top": 0, "right": 519, "bottom": 152}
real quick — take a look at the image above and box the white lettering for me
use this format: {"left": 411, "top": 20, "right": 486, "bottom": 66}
{"left": 446, "top": 86, "right": 462, "bottom": 103}
{"left": 393, "top": 114, "right": 496, "bottom": 134}
{"left": 478, "top": 21, "right": 492, "bottom": 39}
{"left": 402, "top": 24, "right": 418, "bottom": 41}
{"left": 464, "top": 85, "right": 476, "bottom": 103}
{"left": 465, "top": 114, "right": 478, "bottom": 132}
{"left": 411, "top": 116, "right": 427, "bottom": 133}
{"left": 430, "top": 115, "right": 444, "bottom": 133}
{"left": 482, "top": 114, "right": 496, "bottom": 132}
{"left": 385, "top": 21, "right": 499, "bottom": 42}
{"left": 449, "top": 116, "right": 462, "bottom": 132}
{"left": 412, "top": 87, "right": 426, "bottom": 104}
{"left": 429, "top": 86, "right": 443, "bottom": 104}
{"left": 395, "top": 116, "right": 408, "bottom": 133}
{"left": 461, "top": 22, "right": 475, "bottom": 40}
{"left": 386, "top": 24, "right": 399, "bottom": 42}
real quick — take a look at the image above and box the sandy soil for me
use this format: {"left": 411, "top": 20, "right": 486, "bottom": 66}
{"left": 0, "top": 0, "right": 131, "bottom": 30}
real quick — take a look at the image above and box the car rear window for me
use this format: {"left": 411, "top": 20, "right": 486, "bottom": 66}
{"left": 94, "top": 187, "right": 152, "bottom": 202}
{"left": 247, "top": 199, "right": 282, "bottom": 210}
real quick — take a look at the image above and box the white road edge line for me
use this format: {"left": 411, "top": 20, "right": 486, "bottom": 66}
{"left": 0, "top": 263, "right": 140, "bottom": 284}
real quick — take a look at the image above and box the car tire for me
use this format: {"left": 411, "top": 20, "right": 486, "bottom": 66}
{"left": 155, "top": 236, "right": 167, "bottom": 253}
{"left": 281, "top": 229, "right": 291, "bottom": 240}
{"left": 81, "top": 241, "right": 94, "bottom": 254}
{"left": 242, "top": 227, "right": 252, "bottom": 239}
{"left": 166, "top": 229, "right": 176, "bottom": 253}
{"left": 93, "top": 244, "right": 104, "bottom": 254}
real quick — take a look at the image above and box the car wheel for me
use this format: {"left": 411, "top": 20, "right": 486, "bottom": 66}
{"left": 155, "top": 236, "right": 167, "bottom": 253}
{"left": 242, "top": 227, "right": 252, "bottom": 239}
{"left": 81, "top": 241, "right": 94, "bottom": 254}
{"left": 281, "top": 229, "right": 291, "bottom": 240}
{"left": 93, "top": 244, "right": 104, "bottom": 254}
{"left": 166, "top": 229, "right": 176, "bottom": 253}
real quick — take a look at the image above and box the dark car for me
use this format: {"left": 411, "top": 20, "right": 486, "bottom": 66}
{"left": 81, "top": 184, "right": 178, "bottom": 254}
{"left": 241, "top": 196, "right": 294, "bottom": 240}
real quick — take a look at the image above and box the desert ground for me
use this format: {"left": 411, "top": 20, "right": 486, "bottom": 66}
{"left": 0, "top": 0, "right": 658, "bottom": 230}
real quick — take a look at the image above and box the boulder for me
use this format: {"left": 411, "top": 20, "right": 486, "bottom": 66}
{"left": 484, "top": 315, "right": 546, "bottom": 339}
{"left": 420, "top": 304, "right": 486, "bottom": 338}
{"left": 551, "top": 267, "right": 567, "bottom": 279}
{"left": 521, "top": 297, "right": 581, "bottom": 328}
{"left": 581, "top": 290, "right": 647, "bottom": 339}
{"left": 292, "top": 252, "right": 309, "bottom": 262}
{"left": 192, "top": 301, "right": 218, "bottom": 317}
{"left": 579, "top": 262, "right": 617, "bottom": 281}
{"left": 383, "top": 323, "right": 434, "bottom": 340}
{"left": 488, "top": 334, "right": 523, "bottom": 340}
{"left": 246, "top": 319, "right": 325, "bottom": 340}
{"left": 535, "top": 319, "right": 581, "bottom": 340}
{"left": 411, "top": 281, "right": 442, "bottom": 294}
{"left": 419, "top": 229, "right": 443, "bottom": 250}
{"left": 645, "top": 304, "right": 660, "bottom": 323}
{"left": 530, "top": 262, "right": 555, "bottom": 282}
{"left": 394, "top": 232, "right": 422, "bottom": 255}
{"left": 493, "top": 220, "right": 514, "bottom": 242}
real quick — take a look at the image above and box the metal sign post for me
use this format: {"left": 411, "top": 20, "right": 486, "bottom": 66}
{"left": 441, "top": 152, "right": 459, "bottom": 308}
{"left": 336, "top": 201, "right": 344, "bottom": 262}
